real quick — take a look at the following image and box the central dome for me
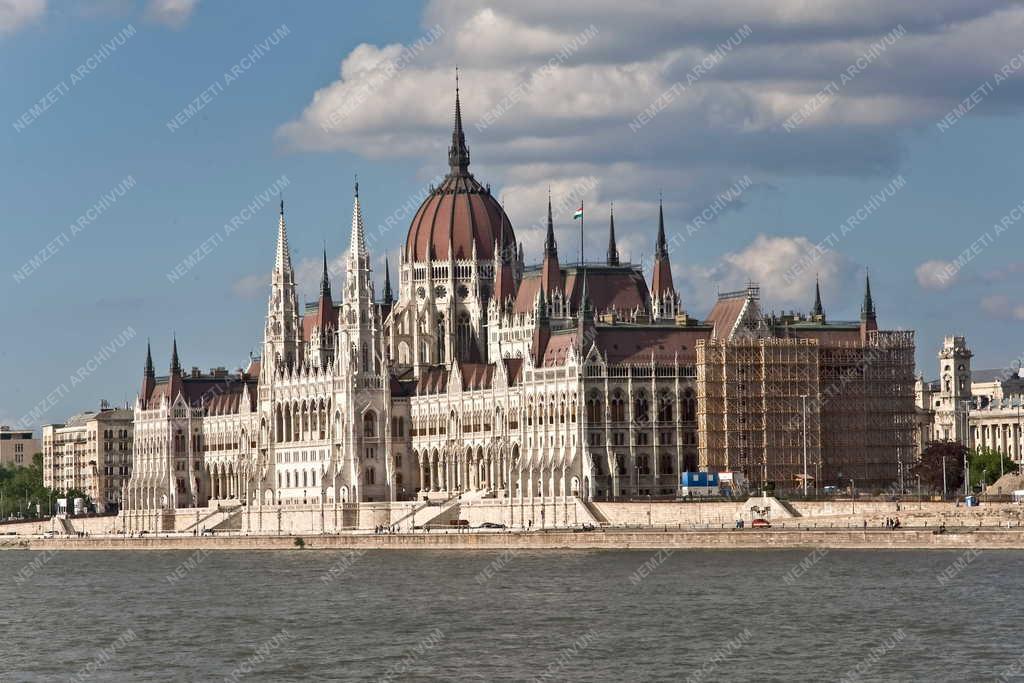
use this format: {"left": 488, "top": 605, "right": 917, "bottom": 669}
{"left": 404, "top": 87, "right": 516, "bottom": 263}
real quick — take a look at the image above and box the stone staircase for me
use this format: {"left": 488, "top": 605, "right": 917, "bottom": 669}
{"left": 184, "top": 503, "right": 243, "bottom": 533}
{"left": 579, "top": 498, "right": 610, "bottom": 526}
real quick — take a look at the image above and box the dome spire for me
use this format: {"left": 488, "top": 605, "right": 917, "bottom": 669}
{"left": 607, "top": 202, "right": 619, "bottom": 266}
{"left": 170, "top": 335, "right": 181, "bottom": 375}
{"left": 448, "top": 67, "right": 471, "bottom": 175}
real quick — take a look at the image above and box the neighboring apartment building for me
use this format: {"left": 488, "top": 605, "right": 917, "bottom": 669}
{"left": 0, "top": 425, "right": 40, "bottom": 467}
{"left": 43, "top": 405, "right": 133, "bottom": 513}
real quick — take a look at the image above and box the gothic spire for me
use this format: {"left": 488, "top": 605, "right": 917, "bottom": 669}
{"left": 320, "top": 248, "right": 332, "bottom": 299}
{"left": 382, "top": 258, "right": 394, "bottom": 305}
{"left": 655, "top": 197, "right": 668, "bottom": 258}
{"left": 448, "top": 69, "right": 471, "bottom": 175}
{"left": 349, "top": 180, "right": 368, "bottom": 265}
{"left": 651, "top": 197, "right": 674, "bottom": 295}
{"left": 144, "top": 339, "right": 154, "bottom": 377}
{"left": 170, "top": 336, "right": 181, "bottom": 375}
{"left": 544, "top": 189, "right": 557, "bottom": 257}
{"left": 811, "top": 276, "right": 824, "bottom": 319}
{"left": 541, "top": 189, "right": 562, "bottom": 295}
{"left": 606, "top": 202, "right": 619, "bottom": 266}
{"left": 274, "top": 199, "right": 294, "bottom": 277}
{"left": 861, "top": 269, "right": 876, "bottom": 321}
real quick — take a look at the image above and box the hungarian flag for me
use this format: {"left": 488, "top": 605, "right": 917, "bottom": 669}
{"left": 573, "top": 206, "right": 583, "bottom": 220}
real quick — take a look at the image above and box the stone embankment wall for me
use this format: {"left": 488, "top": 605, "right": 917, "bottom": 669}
{"left": 14, "top": 528, "right": 1024, "bottom": 552}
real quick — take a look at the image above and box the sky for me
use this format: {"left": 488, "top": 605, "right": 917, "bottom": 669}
{"left": 1, "top": 0, "right": 1023, "bottom": 431}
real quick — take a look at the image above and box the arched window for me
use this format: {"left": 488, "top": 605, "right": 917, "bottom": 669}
{"left": 365, "top": 467, "right": 376, "bottom": 485}
{"left": 634, "top": 394, "right": 649, "bottom": 423}
{"left": 610, "top": 392, "right": 625, "bottom": 422}
{"left": 658, "top": 394, "right": 673, "bottom": 422}
{"left": 660, "top": 453, "right": 674, "bottom": 474}
{"left": 457, "top": 313, "right": 472, "bottom": 360}
{"left": 363, "top": 411, "right": 376, "bottom": 437}
{"left": 682, "top": 389, "right": 696, "bottom": 422}
{"left": 436, "top": 313, "right": 446, "bottom": 364}
{"left": 586, "top": 395, "right": 602, "bottom": 422}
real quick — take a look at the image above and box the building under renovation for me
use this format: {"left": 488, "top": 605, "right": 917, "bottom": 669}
{"left": 122, "top": 85, "right": 917, "bottom": 532}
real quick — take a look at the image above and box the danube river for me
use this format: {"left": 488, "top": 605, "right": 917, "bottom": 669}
{"left": 2, "top": 549, "right": 1018, "bottom": 681}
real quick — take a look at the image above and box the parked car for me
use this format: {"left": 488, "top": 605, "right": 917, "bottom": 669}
{"left": 449, "top": 519, "right": 470, "bottom": 527}
{"left": 751, "top": 518, "right": 772, "bottom": 528}
{"left": 479, "top": 522, "right": 506, "bottom": 529}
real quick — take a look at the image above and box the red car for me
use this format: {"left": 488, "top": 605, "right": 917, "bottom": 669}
{"left": 751, "top": 518, "right": 772, "bottom": 528}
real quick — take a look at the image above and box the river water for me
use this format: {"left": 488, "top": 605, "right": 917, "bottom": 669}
{"left": 1, "top": 548, "right": 1018, "bottom": 681}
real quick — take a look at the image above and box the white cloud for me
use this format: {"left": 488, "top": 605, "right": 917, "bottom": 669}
{"left": 915, "top": 259, "right": 957, "bottom": 290}
{"left": 232, "top": 272, "right": 266, "bottom": 300}
{"left": 980, "top": 294, "right": 1024, "bottom": 321}
{"left": 145, "top": 0, "right": 198, "bottom": 29}
{"left": 676, "top": 234, "right": 857, "bottom": 314}
{"left": 0, "top": 0, "right": 45, "bottom": 36}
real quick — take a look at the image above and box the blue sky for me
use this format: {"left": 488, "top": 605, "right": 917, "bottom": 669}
{"left": 1, "top": 0, "right": 1022, "bottom": 429}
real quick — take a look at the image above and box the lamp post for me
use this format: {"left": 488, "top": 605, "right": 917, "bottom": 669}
{"left": 800, "top": 394, "right": 808, "bottom": 497}
{"left": 850, "top": 479, "right": 855, "bottom": 515}
{"left": 942, "top": 455, "right": 948, "bottom": 500}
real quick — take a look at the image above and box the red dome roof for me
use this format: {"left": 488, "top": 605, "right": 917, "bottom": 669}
{"left": 404, "top": 84, "right": 516, "bottom": 263}
{"left": 405, "top": 174, "right": 516, "bottom": 262}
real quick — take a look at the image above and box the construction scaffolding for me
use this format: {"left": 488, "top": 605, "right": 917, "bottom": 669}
{"left": 816, "top": 330, "right": 916, "bottom": 490}
{"left": 697, "top": 338, "right": 821, "bottom": 492}
{"left": 696, "top": 331, "right": 916, "bottom": 493}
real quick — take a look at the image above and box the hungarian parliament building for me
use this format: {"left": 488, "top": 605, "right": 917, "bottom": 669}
{"left": 121, "top": 88, "right": 917, "bottom": 530}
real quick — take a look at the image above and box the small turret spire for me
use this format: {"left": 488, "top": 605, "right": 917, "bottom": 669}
{"left": 811, "top": 275, "right": 824, "bottom": 319}
{"left": 544, "top": 189, "right": 557, "bottom": 256}
{"left": 144, "top": 339, "right": 154, "bottom": 377}
{"left": 382, "top": 258, "right": 394, "bottom": 305}
{"left": 861, "top": 269, "right": 875, "bottom": 320}
{"left": 607, "top": 202, "right": 619, "bottom": 266}
{"left": 170, "top": 335, "right": 181, "bottom": 375}
{"left": 320, "top": 247, "right": 332, "bottom": 299}
{"left": 651, "top": 196, "right": 674, "bottom": 296}
{"left": 274, "top": 198, "right": 293, "bottom": 277}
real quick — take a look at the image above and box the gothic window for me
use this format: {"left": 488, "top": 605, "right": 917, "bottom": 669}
{"left": 363, "top": 411, "right": 376, "bottom": 438}
{"left": 586, "top": 394, "right": 602, "bottom": 422}
{"left": 610, "top": 392, "right": 625, "bottom": 421}
{"left": 658, "top": 393, "right": 673, "bottom": 422}
{"left": 362, "top": 343, "right": 369, "bottom": 371}
{"left": 634, "top": 394, "right": 649, "bottom": 423}
{"left": 365, "top": 467, "right": 376, "bottom": 485}
{"left": 616, "top": 454, "right": 626, "bottom": 475}
{"left": 457, "top": 313, "right": 472, "bottom": 360}
{"left": 660, "top": 453, "right": 674, "bottom": 474}
{"left": 638, "top": 454, "right": 650, "bottom": 475}
{"left": 436, "top": 314, "right": 445, "bottom": 364}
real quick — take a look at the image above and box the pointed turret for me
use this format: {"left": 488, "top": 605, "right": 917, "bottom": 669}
{"left": 264, "top": 199, "right": 301, "bottom": 374}
{"left": 860, "top": 269, "right": 877, "bottom": 335}
{"left": 448, "top": 70, "right": 471, "bottom": 176}
{"left": 349, "top": 180, "right": 368, "bottom": 267}
{"left": 170, "top": 336, "right": 181, "bottom": 375}
{"left": 606, "top": 202, "right": 619, "bottom": 266}
{"left": 320, "top": 248, "right": 332, "bottom": 300}
{"left": 541, "top": 191, "right": 562, "bottom": 295}
{"left": 811, "top": 276, "right": 825, "bottom": 320}
{"left": 382, "top": 258, "right": 394, "bottom": 306}
{"left": 274, "top": 200, "right": 293, "bottom": 276}
{"left": 651, "top": 198, "right": 674, "bottom": 295}
{"left": 167, "top": 336, "right": 183, "bottom": 401}
{"left": 141, "top": 339, "right": 156, "bottom": 406}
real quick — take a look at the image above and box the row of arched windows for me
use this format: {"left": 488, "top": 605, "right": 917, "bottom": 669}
{"left": 274, "top": 399, "right": 331, "bottom": 443}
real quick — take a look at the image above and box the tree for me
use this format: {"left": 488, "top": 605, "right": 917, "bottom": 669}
{"left": 911, "top": 441, "right": 966, "bottom": 494}
{"left": 969, "top": 447, "right": 1018, "bottom": 488}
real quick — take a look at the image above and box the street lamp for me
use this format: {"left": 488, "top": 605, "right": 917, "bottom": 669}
{"left": 850, "top": 479, "right": 856, "bottom": 515}
{"left": 800, "top": 394, "right": 808, "bottom": 497}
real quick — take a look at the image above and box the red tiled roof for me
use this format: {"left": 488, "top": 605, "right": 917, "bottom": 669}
{"left": 542, "top": 331, "right": 578, "bottom": 366}
{"left": 705, "top": 296, "right": 747, "bottom": 338}
{"left": 514, "top": 265, "right": 651, "bottom": 315}
{"left": 146, "top": 374, "right": 258, "bottom": 414}
{"left": 595, "top": 327, "right": 711, "bottom": 364}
